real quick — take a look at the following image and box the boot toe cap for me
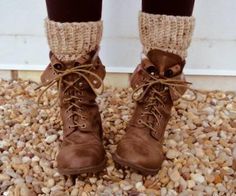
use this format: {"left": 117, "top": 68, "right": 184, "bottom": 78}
{"left": 57, "top": 144, "right": 105, "bottom": 174}
{"left": 115, "top": 139, "right": 164, "bottom": 172}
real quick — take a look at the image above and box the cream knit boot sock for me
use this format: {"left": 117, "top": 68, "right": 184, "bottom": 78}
{"left": 45, "top": 19, "right": 103, "bottom": 63}
{"left": 139, "top": 12, "right": 195, "bottom": 59}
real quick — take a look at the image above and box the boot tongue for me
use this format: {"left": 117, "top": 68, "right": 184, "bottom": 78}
{"left": 147, "top": 49, "right": 183, "bottom": 77}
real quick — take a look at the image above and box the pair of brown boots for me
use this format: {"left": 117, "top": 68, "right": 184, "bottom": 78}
{"left": 40, "top": 48, "right": 188, "bottom": 176}
{"left": 40, "top": 12, "right": 195, "bottom": 175}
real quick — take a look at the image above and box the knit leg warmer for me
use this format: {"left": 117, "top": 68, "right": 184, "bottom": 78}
{"left": 45, "top": 19, "right": 103, "bottom": 63}
{"left": 139, "top": 12, "right": 195, "bottom": 59}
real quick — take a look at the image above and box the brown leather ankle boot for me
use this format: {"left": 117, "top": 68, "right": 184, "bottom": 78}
{"left": 113, "top": 49, "right": 188, "bottom": 175}
{"left": 39, "top": 50, "right": 106, "bottom": 175}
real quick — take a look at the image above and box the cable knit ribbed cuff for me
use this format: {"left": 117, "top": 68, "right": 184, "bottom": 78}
{"left": 139, "top": 12, "right": 195, "bottom": 59}
{"left": 45, "top": 18, "right": 103, "bottom": 63}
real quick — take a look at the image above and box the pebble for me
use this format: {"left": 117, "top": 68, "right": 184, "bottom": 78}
{"left": 195, "top": 147, "right": 205, "bottom": 158}
{"left": 166, "top": 149, "right": 180, "bottom": 159}
{"left": 0, "top": 80, "right": 235, "bottom": 195}
{"left": 32, "top": 156, "right": 40, "bottom": 162}
{"left": 233, "top": 146, "right": 236, "bottom": 170}
{"left": 135, "top": 182, "right": 146, "bottom": 192}
{"left": 83, "top": 184, "right": 92, "bottom": 192}
{"left": 89, "top": 177, "right": 97, "bottom": 184}
{"left": 191, "top": 174, "right": 205, "bottom": 183}
{"left": 130, "top": 173, "right": 143, "bottom": 182}
{"left": 71, "top": 188, "right": 79, "bottom": 196}
{"left": 42, "top": 187, "right": 50, "bottom": 194}
{"left": 22, "top": 156, "right": 31, "bottom": 163}
{"left": 45, "top": 134, "right": 58, "bottom": 144}
{"left": 0, "top": 174, "right": 10, "bottom": 181}
{"left": 187, "top": 180, "right": 196, "bottom": 189}
{"left": 47, "top": 178, "right": 55, "bottom": 187}
{"left": 169, "top": 169, "right": 181, "bottom": 182}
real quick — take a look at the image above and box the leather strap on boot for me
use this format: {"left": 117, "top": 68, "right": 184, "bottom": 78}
{"left": 37, "top": 49, "right": 105, "bottom": 109}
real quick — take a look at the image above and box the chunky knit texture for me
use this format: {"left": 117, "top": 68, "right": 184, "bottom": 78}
{"left": 45, "top": 19, "right": 103, "bottom": 63}
{"left": 139, "top": 12, "right": 195, "bottom": 59}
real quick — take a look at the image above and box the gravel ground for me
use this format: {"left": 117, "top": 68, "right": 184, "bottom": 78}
{"left": 0, "top": 79, "right": 236, "bottom": 196}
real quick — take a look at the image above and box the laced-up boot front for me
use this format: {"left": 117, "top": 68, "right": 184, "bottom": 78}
{"left": 40, "top": 50, "right": 106, "bottom": 175}
{"left": 113, "top": 49, "right": 189, "bottom": 175}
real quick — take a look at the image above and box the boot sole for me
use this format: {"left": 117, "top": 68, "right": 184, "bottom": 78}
{"left": 58, "top": 159, "right": 106, "bottom": 175}
{"left": 113, "top": 153, "right": 161, "bottom": 176}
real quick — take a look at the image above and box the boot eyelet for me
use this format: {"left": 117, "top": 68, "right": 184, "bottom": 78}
{"left": 54, "top": 63, "right": 63, "bottom": 70}
{"left": 164, "top": 69, "right": 173, "bottom": 77}
{"left": 81, "top": 124, "right": 87, "bottom": 129}
{"left": 138, "top": 119, "right": 142, "bottom": 124}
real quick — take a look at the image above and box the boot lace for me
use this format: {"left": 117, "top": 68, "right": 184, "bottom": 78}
{"left": 132, "top": 73, "right": 197, "bottom": 135}
{"left": 36, "top": 61, "right": 104, "bottom": 130}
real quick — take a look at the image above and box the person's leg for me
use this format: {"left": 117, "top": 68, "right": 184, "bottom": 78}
{"left": 41, "top": 0, "right": 106, "bottom": 175}
{"left": 114, "top": 1, "right": 196, "bottom": 175}
{"left": 46, "top": 0, "right": 102, "bottom": 22}
{"left": 142, "top": 0, "right": 195, "bottom": 16}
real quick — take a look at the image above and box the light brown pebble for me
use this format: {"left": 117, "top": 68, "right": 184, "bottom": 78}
{"left": 83, "top": 184, "right": 93, "bottom": 193}
{"left": 130, "top": 173, "right": 143, "bottom": 182}
{"left": 71, "top": 188, "right": 79, "bottom": 196}
{"left": 47, "top": 178, "right": 55, "bottom": 188}
{"left": 0, "top": 174, "right": 10, "bottom": 181}
{"left": 166, "top": 149, "right": 180, "bottom": 159}
{"left": 169, "top": 169, "right": 181, "bottom": 182}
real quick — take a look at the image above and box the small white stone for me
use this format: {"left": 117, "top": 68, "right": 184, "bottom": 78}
{"left": 42, "top": 187, "right": 50, "bottom": 194}
{"left": 135, "top": 182, "right": 145, "bottom": 192}
{"left": 17, "top": 141, "right": 25, "bottom": 148}
{"left": 166, "top": 139, "right": 177, "bottom": 148}
{"left": 166, "top": 149, "right": 180, "bottom": 159}
{"left": 0, "top": 140, "right": 8, "bottom": 148}
{"left": 89, "top": 177, "right": 97, "bottom": 184}
{"left": 161, "top": 188, "right": 167, "bottom": 195}
{"left": 121, "top": 184, "right": 133, "bottom": 191}
{"left": 187, "top": 180, "right": 196, "bottom": 188}
{"left": 202, "top": 107, "right": 215, "bottom": 115}
{"left": 22, "top": 156, "right": 31, "bottom": 163}
{"left": 45, "top": 134, "right": 58, "bottom": 144}
{"left": 47, "top": 178, "right": 55, "bottom": 188}
{"left": 191, "top": 173, "right": 205, "bottom": 183}
{"left": 32, "top": 156, "right": 40, "bottom": 162}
